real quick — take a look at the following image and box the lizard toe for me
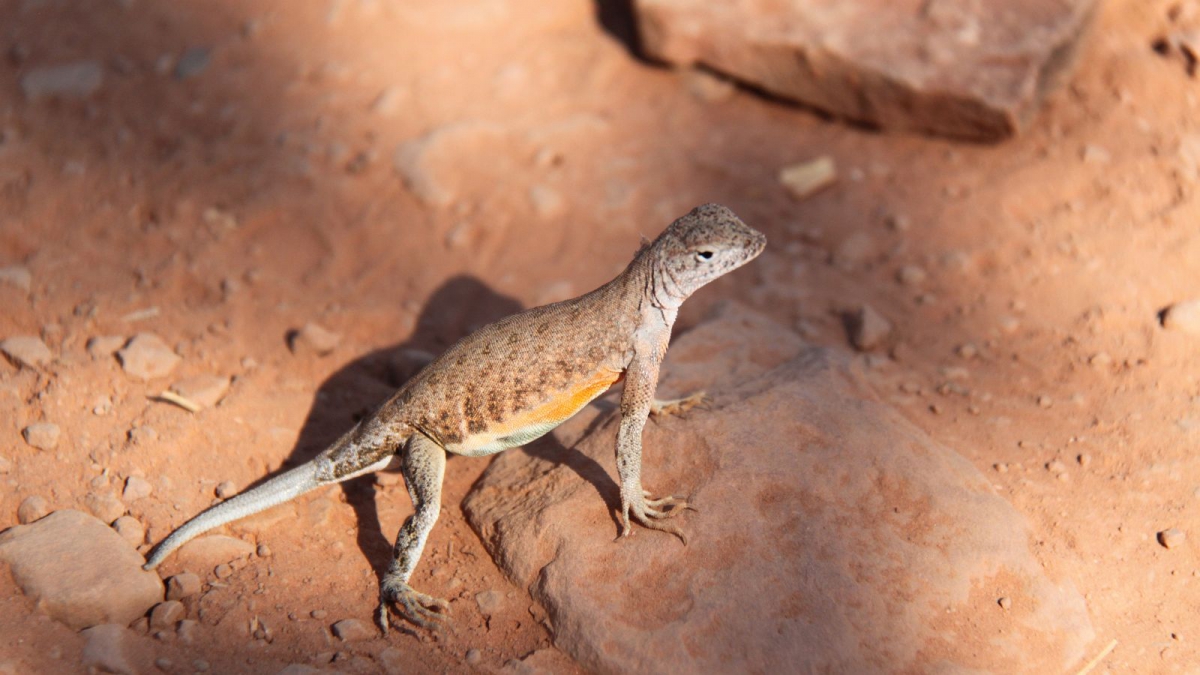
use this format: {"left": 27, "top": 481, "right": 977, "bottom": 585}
{"left": 379, "top": 577, "right": 451, "bottom": 634}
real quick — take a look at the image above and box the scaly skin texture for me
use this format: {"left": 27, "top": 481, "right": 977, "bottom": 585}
{"left": 143, "top": 203, "right": 766, "bottom": 633}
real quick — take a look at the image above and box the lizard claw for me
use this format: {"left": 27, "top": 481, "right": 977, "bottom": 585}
{"left": 649, "top": 391, "right": 708, "bottom": 418}
{"left": 642, "top": 490, "right": 695, "bottom": 515}
{"left": 617, "top": 490, "right": 693, "bottom": 545}
{"left": 378, "top": 575, "right": 451, "bottom": 635}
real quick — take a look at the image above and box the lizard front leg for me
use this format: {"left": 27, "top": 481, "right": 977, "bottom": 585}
{"left": 616, "top": 351, "right": 692, "bottom": 544}
{"left": 378, "top": 433, "right": 450, "bottom": 634}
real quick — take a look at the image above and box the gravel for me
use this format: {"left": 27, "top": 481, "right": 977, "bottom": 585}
{"left": 117, "top": 333, "right": 181, "bottom": 380}
{"left": 331, "top": 618, "right": 374, "bottom": 641}
{"left": 21, "top": 61, "right": 104, "bottom": 100}
{"left": 0, "top": 336, "right": 52, "bottom": 368}
{"left": 0, "top": 265, "right": 32, "bottom": 292}
{"left": 1158, "top": 528, "right": 1186, "bottom": 549}
{"left": 779, "top": 156, "right": 837, "bottom": 200}
{"left": 21, "top": 423, "right": 61, "bottom": 450}
{"left": 166, "top": 572, "right": 202, "bottom": 601}
{"left": 848, "top": 305, "right": 892, "bottom": 352}
{"left": 17, "top": 496, "right": 49, "bottom": 524}
{"left": 1161, "top": 300, "right": 1200, "bottom": 335}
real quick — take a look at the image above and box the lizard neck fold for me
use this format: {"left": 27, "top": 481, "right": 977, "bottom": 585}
{"left": 646, "top": 250, "right": 689, "bottom": 311}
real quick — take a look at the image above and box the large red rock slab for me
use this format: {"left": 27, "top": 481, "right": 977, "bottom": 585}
{"left": 634, "top": 0, "right": 1100, "bottom": 140}
{"left": 464, "top": 303, "right": 1094, "bottom": 673}
{"left": 0, "top": 510, "right": 164, "bottom": 630}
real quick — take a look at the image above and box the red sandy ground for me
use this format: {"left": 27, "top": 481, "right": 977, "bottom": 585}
{"left": 0, "top": 0, "right": 1197, "bottom": 672}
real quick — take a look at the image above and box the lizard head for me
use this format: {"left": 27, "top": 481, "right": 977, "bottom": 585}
{"left": 648, "top": 203, "right": 766, "bottom": 307}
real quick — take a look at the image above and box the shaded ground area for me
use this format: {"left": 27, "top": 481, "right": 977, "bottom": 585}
{"left": 0, "top": 0, "right": 1198, "bottom": 672}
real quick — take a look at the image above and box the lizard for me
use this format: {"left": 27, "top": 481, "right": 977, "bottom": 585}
{"left": 143, "top": 203, "right": 766, "bottom": 633}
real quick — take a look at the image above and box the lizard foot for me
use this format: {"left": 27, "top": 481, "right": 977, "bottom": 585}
{"left": 378, "top": 575, "right": 451, "bottom": 635}
{"left": 650, "top": 391, "right": 708, "bottom": 418}
{"left": 643, "top": 490, "right": 695, "bottom": 517}
{"left": 619, "top": 491, "right": 694, "bottom": 545}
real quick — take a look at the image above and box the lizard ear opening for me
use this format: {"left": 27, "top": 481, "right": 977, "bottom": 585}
{"left": 695, "top": 250, "right": 714, "bottom": 261}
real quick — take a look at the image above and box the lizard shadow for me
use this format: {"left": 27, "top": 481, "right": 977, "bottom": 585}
{"left": 276, "top": 275, "right": 521, "bottom": 580}
{"left": 511, "top": 399, "right": 625, "bottom": 525}
{"left": 273, "top": 274, "right": 624, "bottom": 582}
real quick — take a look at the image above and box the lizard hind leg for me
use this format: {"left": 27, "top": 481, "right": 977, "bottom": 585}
{"left": 379, "top": 433, "right": 451, "bottom": 634}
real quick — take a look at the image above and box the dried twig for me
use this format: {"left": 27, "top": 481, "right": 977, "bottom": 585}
{"left": 1074, "top": 639, "right": 1117, "bottom": 675}
{"left": 154, "top": 390, "right": 202, "bottom": 414}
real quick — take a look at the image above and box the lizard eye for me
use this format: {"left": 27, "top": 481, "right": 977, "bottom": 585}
{"left": 695, "top": 250, "right": 714, "bottom": 261}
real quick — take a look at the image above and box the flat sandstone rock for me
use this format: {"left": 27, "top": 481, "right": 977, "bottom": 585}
{"left": 464, "top": 303, "right": 1094, "bottom": 673}
{"left": 0, "top": 510, "right": 163, "bottom": 630}
{"left": 634, "top": 0, "right": 1100, "bottom": 140}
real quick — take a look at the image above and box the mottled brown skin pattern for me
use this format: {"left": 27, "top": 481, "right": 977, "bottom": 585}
{"left": 143, "top": 203, "right": 766, "bottom": 634}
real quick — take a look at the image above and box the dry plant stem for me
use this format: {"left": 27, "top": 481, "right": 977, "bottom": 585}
{"left": 1073, "top": 639, "right": 1118, "bottom": 675}
{"left": 154, "top": 391, "right": 201, "bottom": 414}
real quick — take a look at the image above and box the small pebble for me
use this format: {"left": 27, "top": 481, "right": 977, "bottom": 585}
{"left": 149, "top": 600, "right": 185, "bottom": 629}
{"left": 92, "top": 396, "right": 113, "bottom": 416}
{"left": 956, "top": 343, "right": 978, "bottom": 359}
{"left": 528, "top": 185, "right": 565, "bottom": 219}
{"left": 177, "top": 620, "right": 198, "bottom": 644}
{"left": 1081, "top": 144, "right": 1111, "bottom": 164}
{"left": 174, "top": 47, "right": 211, "bottom": 80}
{"left": 885, "top": 213, "right": 911, "bottom": 231}
{"left": 83, "top": 492, "right": 125, "bottom": 523}
{"left": 1159, "top": 528, "right": 1186, "bottom": 549}
{"left": 1089, "top": 352, "right": 1112, "bottom": 368}
{"left": 17, "top": 495, "right": 49, "bottom": 524}
{"left": 331, "top": 618, "right": 373, "bottom": 642}
{"left": 122, "top": 476, "right": 153, "bottom": 501}
{"left": 117, "top": 333, "right": 181, "bottom": 381}
{"left": 998, "top": 597, "right": 1012, "bottom": 610}
{"left": 215, "top": 481, "right": 237, "bottom": 499}
{"left": 155, "top": 657, "right": 173, "bottom": 671}
{"left": 166, "top": 572, "right": 202, "bottom": 600}
{"left": 22, "top": 423, "right": 61, "bottom": 450}
{"left": 0, "top": 335, "right": 52, "bottom": 368}
{"left": 214, "top": 563, "right": 233, "bottom": 579}
{"left": 1161, "top": 299, "right": 1200, "bottom": 335}
{"left": 256, "top": 543, "right": 272, "bottom": 558}
{"left": 289, "top": 322, "right": 341, "bottom": 356}
{"left": 998, "top": 315, "right": 1020, "bottom": 334}
{"left": 1077, "top": 453, "right": 1092, "bottom": 468}
{"left": 475, "top": 590, "right": 503, "bottom": 618}
{"left": 310, "top": 609, "right": 328, "bottom": 620}
{"left": 0, "top": 265, "right": 32, "bottom": 292}
{"left": 896, "top": 265, "right": 927, "bottom": 286}
{"left": 779, "top": 156, "right": 837, "bottom": 201}
{"left": 21, "top": 61, "right": 103, "bottom": 100}
{"left": 87, "top": 336, "right": 126, "bottom": 359}
{"left": 465, "top": 649, "right": 482, "bottom": 665}
{"left": 128, "top": 425, "right": 158, "bottom": 446}
{"left": 993, "top": 463, "right": 1008, "bottom": 473}
{"left": 169, "top": 375, "right": 230, "bottom": 409}
{"left": 112, "top": 515, "right": 145, "bottom": 547}
{"left": 1037, "top": 395, "right": 1053, "bottom": 409}
{"left": 1046, "top": 460, "right": 1067, "bottom": 475}
{"left": 849, "top": 305, "right": 892, "bottom": 352}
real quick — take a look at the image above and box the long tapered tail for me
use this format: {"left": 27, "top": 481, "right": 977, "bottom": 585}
{"left": 143, "top": 462, "right": 320, "bottom": 570}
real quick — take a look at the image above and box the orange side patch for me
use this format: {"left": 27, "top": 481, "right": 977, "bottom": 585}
{"left": 495, "top": 368, "right": 622, "bottom": 436}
